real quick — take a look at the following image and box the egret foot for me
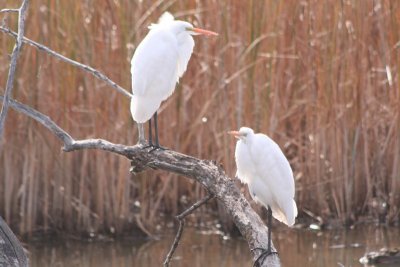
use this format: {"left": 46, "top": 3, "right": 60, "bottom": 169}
{"left": 142, "top": 141, "right": 167, "bottom": 152}
{"left": 252, "top": 248, "right": 278, "bottom": 267}
{"left": 141, "top": 113, "right": 167, "bottom": 152}
{"left": 148, "top": 144, "right": 167, "bottom": 152}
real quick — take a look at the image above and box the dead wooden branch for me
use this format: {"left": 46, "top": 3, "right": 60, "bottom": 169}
{"left": 0, "top": 94, "right": 281, "bottom": 266}
{"left": 0, "top": 26, "right": 132, "bottom": 98}
{"left": 0, "top": 2, "right": 30, "bottom": 266}
{"left": 0, "top": 0, "right": 29, "bottom": 141}
{"left": 0, "top": 216, "right": 28, "bottom": 267}
{"left": 0, "top": 9, "right": 19, "bottom": 14}
{"left": 163, "top": 194, "right": 214, "bottom": 267}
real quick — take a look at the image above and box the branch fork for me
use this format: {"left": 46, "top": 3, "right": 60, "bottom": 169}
{"left": 0, "top": 1, "right": 281, "bottom": 265}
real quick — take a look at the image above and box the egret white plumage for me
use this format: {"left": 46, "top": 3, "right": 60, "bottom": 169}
{"left": 130, "top": 12, "right": 218, "bottom": 148}
{"left": 228, "top": 127, "right": 297, "bottom": 262}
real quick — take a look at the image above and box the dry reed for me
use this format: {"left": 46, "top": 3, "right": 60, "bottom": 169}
{"left": 0, "top": 0, "right": 399, "bottom": 235}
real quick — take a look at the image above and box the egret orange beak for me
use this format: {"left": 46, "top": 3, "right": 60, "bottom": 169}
{"left": 191, "top": 27, "right": 218, "bottom": 36}
{"left": 228, "top": 131, "right": 241, "bottom": 139}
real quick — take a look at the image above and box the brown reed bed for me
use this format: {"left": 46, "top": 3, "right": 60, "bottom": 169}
{"left": 0, "top": 0, "right": 399, "bottom": 236}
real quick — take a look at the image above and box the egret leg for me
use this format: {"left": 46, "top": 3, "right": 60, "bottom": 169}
{"left": 252, "top": 206, "right": 277, "bottom": 267}
{"left": 146, "top": 112, "right": 166, "bottom": 151}
{"left": 153, "top": 112, "right": 166, "bottom": 149}
{"left": 142, "top": 119, "right": 153, "bottom": 149}
{"left": 143, "top": 113, "right": 166, "bottom": 151}
{"left": 137, "top": 123, "right": 146, "bottom": 145}
{"left": 267, "top": 205, "right": 272, "bottom": 253}
{"left": 148, "top": 118, "right": 153, "bottom": 146}
{"left": 154, "top": 111, "right": 160, "bottom": 147}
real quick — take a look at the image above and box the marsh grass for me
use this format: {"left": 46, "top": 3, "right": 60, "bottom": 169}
{"left": 0, "top": 0, "right": 399, "bottom": 235}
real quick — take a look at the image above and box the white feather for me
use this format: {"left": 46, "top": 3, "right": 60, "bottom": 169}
{"left": 158, "top": 12, "right": 175, "bottom": 24}
{"left": 130, "top": 13, "right": 195, "bottom": 123}
{"left": 234, "top": 127, "right": 298, "bottom": 226}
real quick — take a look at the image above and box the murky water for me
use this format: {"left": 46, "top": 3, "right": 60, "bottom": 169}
{"left": 27, "top": 225, "right": 400, "bottom": 267}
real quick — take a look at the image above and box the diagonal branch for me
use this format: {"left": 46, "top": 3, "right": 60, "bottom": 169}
{"left": 0, "top": 0, "right": 29, "bottom": 143}
{"left": 0, "top": 3, "right": 30, "bottom": 267}
{"left": 1, "top": 93, "right": 281, "bottom": 267}
{"left": 163, "top": 194, "right": 214, "bottom": 267}
{"left": 0, "top": 26, "right": 132, "bottom": 98}
{"left": 0, "top": 95, "right": 74, "bottom": 146}
{"left": 0, "top": 216, "right": 28, "bottom": 267}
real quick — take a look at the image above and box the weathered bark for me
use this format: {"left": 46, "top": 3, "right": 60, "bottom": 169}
{"left": 0, "top": 216, "right": 28, "bottom": 267}
{"left": 163, "top": 194, "right": 215, "bottom": 267}
{"left": 0, "top": 95, "right": 281, "bottom": 266}
{"left": 0, "top": 1, "right": 30, "bottom": 266}
{"left": 0, "top": 0, "right": 29, "bottom": 141}
{"left": 69, "top": 141, "right": 280, "bottom": 266}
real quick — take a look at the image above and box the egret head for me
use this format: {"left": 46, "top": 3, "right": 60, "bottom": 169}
{"left": 169, "top": 21, "right": 218, "bottom": 36}
{"left": 150, "top": 12, "right": 218, "bottom": 36}
{"left": 228, "top": 127, "right": 254, "bottom": 142}
{"left": 184, "top": 24, "right": 218, "bottom": 36}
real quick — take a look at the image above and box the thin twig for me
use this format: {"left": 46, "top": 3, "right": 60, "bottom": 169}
{"left": 0, "top": 0, "right": 29, "bottom": 144}
{"left": 0, "top": 26, "right": 132, "bottom": 98}
{"left": 0, "top": 9, "right": 19, "bottom": 14}
{"left": 163, "top": 194, "right": 214, "bottom": 267}
{"left": 0, "top": 95, "right": 74, "bottom": 146}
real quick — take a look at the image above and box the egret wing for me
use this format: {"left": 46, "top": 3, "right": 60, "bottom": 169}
{"left": 251, "top": 134, "right": 297, "bottom": 225}
{"left": 176, "top": 35, "right": 194, "bottom": 79}
{"left": 235, "top": 140, "right": 255, "bottom": 184}
{"left": 131, "top": 29, "right": 179, "bottom": 98}
{"left": 252, "top": 134, "right": 295, "bottom": 196}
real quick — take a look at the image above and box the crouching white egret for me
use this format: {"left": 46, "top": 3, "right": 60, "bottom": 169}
{"left": 130, "top": 12, "right": 218, "bottom": 148}
{"left": 228, "top": 127, "right": 298, "bottom": 264}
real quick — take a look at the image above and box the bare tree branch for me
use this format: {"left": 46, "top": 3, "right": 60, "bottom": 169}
{"left": 0, "top": 95, "right": 74, "bottom": 146}
{"left": 1, "top": 93, "right": 281, "bottom": 266}
{"left": 0, "top": 4, "right": 30, "bottom": 265}
{"left": 163, "top": 194, "right": 214, "bottom": 267}
{"left": 0, "top": 216, "right": 28, "bottom": 267}
{"left": 0, "top": 26, "right": 132, "bottom": 98}
{"left": 0, "top": 9, "right": 19, "bottom": 14}
{"left": 0, "top": 0, "right": 29, "bottom": 143}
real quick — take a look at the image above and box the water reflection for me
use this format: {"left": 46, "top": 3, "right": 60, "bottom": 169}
{"left": 275, "top": 225, "right": 400, "bottom": 267}
{"left": 28, "top": 225, "right": 400, "bottom": 267}
{"left": 28, "top": 229, "right": 252, "bottom": 267}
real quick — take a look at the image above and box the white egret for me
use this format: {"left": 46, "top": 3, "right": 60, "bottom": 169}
{"left": 228, "top": 127, "right": 298, "bottom": 263}
{"left": 130, "top": 12, "right": 218, "bottom": 148}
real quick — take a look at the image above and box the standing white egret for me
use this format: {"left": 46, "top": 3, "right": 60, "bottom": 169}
{"left": 131, "top": 12, "right": 218, "bottom": 148}
{"left": 228, "top": 127, "right": 298, "bottom": 263}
